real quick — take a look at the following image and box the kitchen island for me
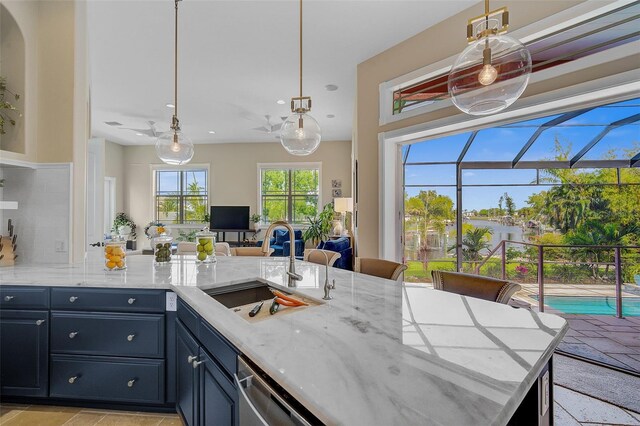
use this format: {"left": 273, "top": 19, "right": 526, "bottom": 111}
{"left": 0, "top": 254, "right": 567, "bottom": 425}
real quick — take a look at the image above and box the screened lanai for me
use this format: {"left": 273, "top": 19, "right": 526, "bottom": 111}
{"left": 402, "top": 96, "right": 640, "bottom": 372}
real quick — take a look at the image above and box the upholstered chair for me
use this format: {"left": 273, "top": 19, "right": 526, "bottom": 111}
{"left": 431, "top": 270, "right": 521, "bottom": 304}
{"left": 355, "top": 258, "right": 407, "bottom": 281}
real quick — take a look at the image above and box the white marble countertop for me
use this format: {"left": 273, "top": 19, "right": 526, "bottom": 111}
{"left": 1, "top": 253, "right": 568, "bottom": 425}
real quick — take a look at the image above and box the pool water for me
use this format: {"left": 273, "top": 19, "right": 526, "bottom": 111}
{"left": 535, "top": 296, "right": 640, "bottom": 316}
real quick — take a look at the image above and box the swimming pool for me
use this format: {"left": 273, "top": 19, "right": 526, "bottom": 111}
{"left": 534, "top": 295, "right": 640, "bottom": 316}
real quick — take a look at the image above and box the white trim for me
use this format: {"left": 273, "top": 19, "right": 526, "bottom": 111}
{"left": 385, "top": 71, "right": 640, "bottom": 145}
{"left": 0, "top": 158, "right": 71, "bottom": 169}
{"left": 379, "top": 0, "right": 640, "bottom": 125}
{"left": 256, "top": 162, "right": 323, "bottom": 225}
{"left": 378, "top": 74, "right": 640, "bottom": 263}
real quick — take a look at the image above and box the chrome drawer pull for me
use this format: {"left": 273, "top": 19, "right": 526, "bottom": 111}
{"left": 128, "top": 298, "right": 136, "bottom": 305}
{"left": 127, "top": 334, "right": 136, "bottom": 342}
{"left": 36, "top": 320, "right": 45, "bottom": 326}
{"left": 69, "top": 296, "right": 78, "bottom": 303}
{"left": 192, "top": 360, "right": 204, "bottom": 369}
{"left": 127, "top": 379, "right": 136, "bottom": 388}
{"left": 4, "top": 295, "right": 14, "bottom": 301}
{"left": 68, "top": 376, "right": 78, "bottom": 384}
{"left": 69, "top": 331, "right": 78, "bottom": 339}
{"left": 187, "top": 355, "right": 198, "bottom": 364}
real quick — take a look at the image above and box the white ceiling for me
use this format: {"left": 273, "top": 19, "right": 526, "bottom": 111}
{"left": 88, "top": 0, "right": 476, "bottom": 146}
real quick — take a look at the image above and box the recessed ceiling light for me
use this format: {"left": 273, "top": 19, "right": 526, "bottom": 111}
{"left": 208, "top": 131, "right": 216, "bottom": 134}
{"left": 325, "top": 84, "right": 338, "bottom": 92}
{"left": 326, "top": 114, "right": 335, "bottom": 119}
{"left": 166, "top": 103, "right": 175, "bottom": 108}
{"left": 136, "top": 133, "right": 144, "bottom": 136}
{"left": 276, "top": 100, "right": 286, "bottom": 105}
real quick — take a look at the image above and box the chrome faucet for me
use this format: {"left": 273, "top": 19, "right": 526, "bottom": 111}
{"left": 307, "top": 249, "right": 336, "bottom": 300}
{"left": 261, "top": 221, "right": 303, "bottom": 287}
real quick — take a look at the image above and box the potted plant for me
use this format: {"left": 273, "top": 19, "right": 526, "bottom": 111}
{"left": 302, "top": 203, "right": 334, "bottom": 246}
{"left": 250, "top": 213, "right": 261, "bottom": 231}
{"left": 0, "top": 76, "right": 20, "bottom": 135}
{"left": 112, "top": 213, "right": 137, "bottom": 250}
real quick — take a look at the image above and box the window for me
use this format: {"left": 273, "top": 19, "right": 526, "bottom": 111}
{"left": 259, "top": 164, "right": 320, "bottom": 224}
{"left": 155, "top": 169, "right": 208, "bottom": 224}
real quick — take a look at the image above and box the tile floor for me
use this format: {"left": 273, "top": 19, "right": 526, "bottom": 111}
{"left": 554, "top": 385, "right": 640, "bottom": 425}
{"left": 0, "top": 404, "right": 184, "bottom": 426}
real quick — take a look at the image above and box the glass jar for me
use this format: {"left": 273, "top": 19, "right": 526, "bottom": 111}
{"left": 195, "top": 228, "right": 216, "bottom": 263}
{"left": 104, "top": 237, "right": 127, "bottom": 271}
{"left": 153, "top": 234, "right": 173, "bottom": 264}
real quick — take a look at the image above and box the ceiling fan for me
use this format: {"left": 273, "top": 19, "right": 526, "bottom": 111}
{"left": 122, "top": 120, "right": 161, "bottom": 137}
{"left": 252, "top": 115, "right": 286, "bottom": 134}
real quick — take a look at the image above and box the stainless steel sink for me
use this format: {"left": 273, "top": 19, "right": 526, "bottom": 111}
{"left": 204, "top": 280, "right": 274, "bottom": 309}
{"left": 203, "top": 279, "right": 322, "bottom": 323}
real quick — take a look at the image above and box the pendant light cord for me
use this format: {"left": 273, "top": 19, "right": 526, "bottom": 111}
{"left": 174, "top": 0, "right": 179, "bottom": 123}
{"left": 299, "top": 0, "right": 303, "bottom": 100}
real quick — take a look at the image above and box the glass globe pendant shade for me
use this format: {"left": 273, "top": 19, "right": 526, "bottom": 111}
{"left": 280, "top": 112, "right": 321, "bottom": 156}
{"left": 448, "top": 34, "right": 532, "bottom": 116}
{"left": 155, "top": 129, "right": 194, "bottom": 165}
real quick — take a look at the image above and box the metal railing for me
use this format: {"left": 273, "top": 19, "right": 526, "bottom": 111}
{"left": 474, "top": 240, "right": 640, "bottom": 318}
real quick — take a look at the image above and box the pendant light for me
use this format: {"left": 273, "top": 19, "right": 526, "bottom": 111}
{"left": 156, "top": 0, "right": 194, "bottom": 165}
{"left": 280, "top": 0, "right": 321, "bottom": 156}
{"left": 448, "top": 0, "right": 532, "bottom": 116}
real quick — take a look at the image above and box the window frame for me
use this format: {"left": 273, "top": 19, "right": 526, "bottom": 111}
{"left": 257, "top": 162, "right": 322, "bottom": 225}
{"left": 152, "top": 164, "right": 210, "bottom": 225}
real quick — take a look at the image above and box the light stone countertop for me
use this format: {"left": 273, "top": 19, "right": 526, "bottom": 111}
{"left": 0, "top": 253, "right": 568, "bottom": 426}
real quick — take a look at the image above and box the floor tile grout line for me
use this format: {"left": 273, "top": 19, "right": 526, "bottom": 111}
{"left": 554, "top": 397, "right": 584, "bottom": 425}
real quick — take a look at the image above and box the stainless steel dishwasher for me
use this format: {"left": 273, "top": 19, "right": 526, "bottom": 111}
{"left": 235, "top": 356, "right": 316, "bottom": 426}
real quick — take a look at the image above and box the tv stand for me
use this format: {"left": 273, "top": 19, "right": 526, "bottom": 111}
{"left": 211, "top": 229, "right": 259, "bottom": 247}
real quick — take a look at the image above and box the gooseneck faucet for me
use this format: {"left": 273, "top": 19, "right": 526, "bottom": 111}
{"left": 261, "top": 221, "right": 303, "bottom": 287}
{"left": 307, "top": 249, "right": 336, "bottom": 300}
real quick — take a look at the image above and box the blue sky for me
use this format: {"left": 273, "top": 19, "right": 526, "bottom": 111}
{"left": 404, "top": 98, "right": 639, "bottom": 211}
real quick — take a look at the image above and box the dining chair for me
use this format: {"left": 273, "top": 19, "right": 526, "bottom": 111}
{"left": 215, "top": 242, "right": 231, "bottom": 256}
{"left": 303, "top": 249, "right": 341, "bottom": 267}
{"left": 430, "top": 270, "right": 521, "bottom": 304}
{"left": 355, "top": 258, "right": 407, "bottom": 281}
{"left": 176, "top": 242, "right": 197, "bottom": 254}
{"left": 231, "top": 247, "right": 274, "bottom": 257}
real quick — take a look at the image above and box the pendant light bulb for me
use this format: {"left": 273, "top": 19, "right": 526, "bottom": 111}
{"left": 478, "top": 63, "right": 498, "bottom": 86}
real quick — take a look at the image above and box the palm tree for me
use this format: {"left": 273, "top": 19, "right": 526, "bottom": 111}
{"left": 449, "top": 226, "right": 493, "bottom": 271}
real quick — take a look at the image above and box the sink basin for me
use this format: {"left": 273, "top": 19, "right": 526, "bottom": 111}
{"left": 203, "top": 279, "right": 322, "bottom": 323}
{"left": 204, "top": 280, "right": 274, "bottom": 309}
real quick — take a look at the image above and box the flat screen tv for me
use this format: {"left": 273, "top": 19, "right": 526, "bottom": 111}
{"left": 210, "top": 206, "right": 250, "bottom": 230}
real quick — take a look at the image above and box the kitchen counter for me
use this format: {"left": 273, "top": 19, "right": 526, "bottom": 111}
{"left": 0, "top": 254, "right": 567, "bottom": 425}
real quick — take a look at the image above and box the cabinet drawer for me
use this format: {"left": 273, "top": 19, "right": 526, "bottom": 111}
{"left": 50, "top": 355, "right": 165, "bottom": 404}
{"left": 199, "top": 319, "right": 238, "bottom": 378}
{"left": 51, "top": 288, "right": 165, "bottom": 313}
{"left": 0, "top": 286, "right": 49, "bottom": 309}
{"left": 177, "top": 298, "right": 199, "bottom": 338}
{"left": 51, "top": 311, "right": 165, "bottom": 358}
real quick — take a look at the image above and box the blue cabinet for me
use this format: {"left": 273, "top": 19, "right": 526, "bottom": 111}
{"left": 0, "top": 309, "right": 49, "bottom": 397}
{"left": 177, "top": 320, "right": 200, "bottom": 426}
{"left": 176, "top": 300, "right": 239, "bottom": 426}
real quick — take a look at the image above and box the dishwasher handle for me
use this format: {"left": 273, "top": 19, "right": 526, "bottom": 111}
{"left": 236, "top": 359, "right": 313, "bottom": 426}
{"left": 235, "top": 374, "right": 268, "bottom": 426}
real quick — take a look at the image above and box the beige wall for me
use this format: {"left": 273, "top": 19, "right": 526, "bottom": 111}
{"left": 120, "top": 140, "right": 352, "bottom": 240}
{"left": 354, "top": 0, "right": 637, "bottom": 258}
{"left": 105, "top": 140, "right": 125, "bottom": 212}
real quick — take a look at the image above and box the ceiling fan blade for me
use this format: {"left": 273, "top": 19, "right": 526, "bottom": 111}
{"left": 251, "top": 126, "right": 270, "bottom": 132}
{"left": 122, "top": 128, "right": 155, "bottom": 137}
{"left": 271, "top": 124, "right": 283, "bottom": 132}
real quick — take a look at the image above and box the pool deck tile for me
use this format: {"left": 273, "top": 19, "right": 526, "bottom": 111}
{"left": 607, "top": 354, "right": 640, "bottom": 372}
{"left": 606, "top": 332, "right": 640, "bottom": 348}
{"left": 598, "top": 325, "right": 639, "bottom": 332}
{"left": 566, "top": 319, "right": 605, "bottom": 331}
{"left": 573, "top": 337, "right": 638, "bottom": 355}
{"left": 579, "top": 330, "right": 606, "bottom": 338}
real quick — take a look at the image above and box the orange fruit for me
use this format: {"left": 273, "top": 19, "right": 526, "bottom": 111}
{"left": 106, "top": 261, "right": 116, "bottom": 269}
{"left": 111, "top": 255, "right": 121, "bottom": 263}
{"left": 105, "top": 246, "right": 113, "bottom": 254}
{"left": 116, "top": 260, "right": 124, "bottom": 268}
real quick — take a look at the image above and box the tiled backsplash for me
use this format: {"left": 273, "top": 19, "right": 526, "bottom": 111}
{"left": 0, "top": 165, "right": 71, "bottom": 264}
